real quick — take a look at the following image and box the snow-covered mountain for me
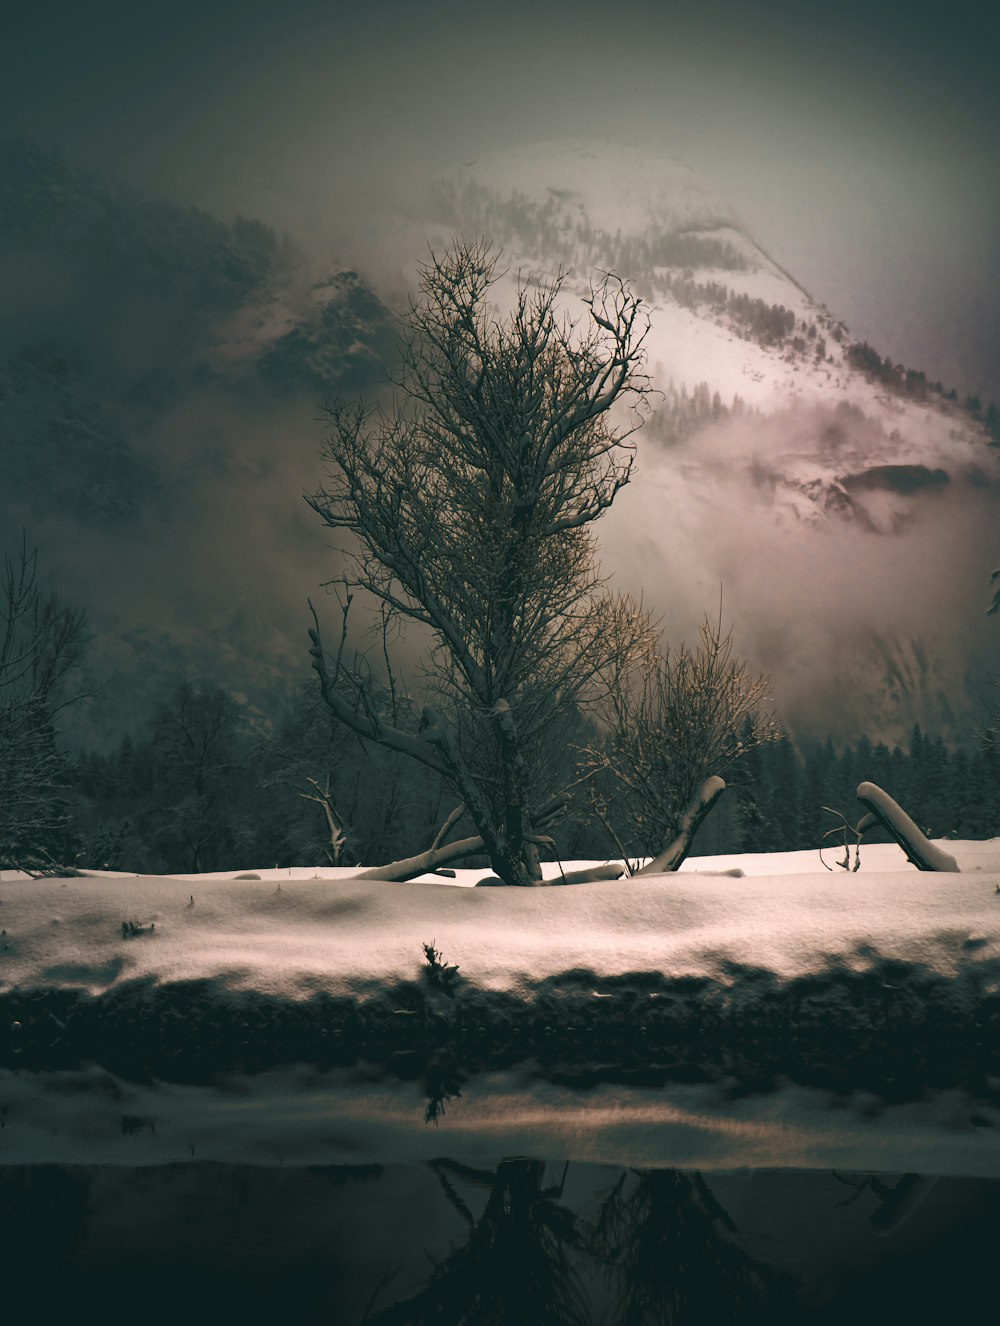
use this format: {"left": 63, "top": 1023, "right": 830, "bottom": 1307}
{"left": 414, "top": 142, "right": 996, "bottom": 514}
{"left": 1, "top": 138, "right": 996, "bottom": 747}
{"left": 385, "top": 141, "right": 1000, "bottom": 745}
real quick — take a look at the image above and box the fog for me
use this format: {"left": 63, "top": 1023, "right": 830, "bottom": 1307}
{"left": 6, "top": 0, "right": 999, "bottom": 401}
{"left": 2, "top": 0, "right": 998, "bottom": 749}
{"left": 24, "top": 386, "right": 340, "bottom": 744}
{"left": 601, "top": 403, "right": 1000, "bottom": 744}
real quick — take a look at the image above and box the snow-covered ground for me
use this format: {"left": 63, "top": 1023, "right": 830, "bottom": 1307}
{"left": 2, "top": 842, "right": 999, "bottom": 1174}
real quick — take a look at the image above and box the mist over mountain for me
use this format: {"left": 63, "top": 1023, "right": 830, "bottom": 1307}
{"left": 394, "top": 142, "right": 1000, "bottom": 746}
{"left": 0, "top": 141, "right": 397, "bottom": 741}
{"left": 1, "top": 139, "right": 997, "bottom": 750}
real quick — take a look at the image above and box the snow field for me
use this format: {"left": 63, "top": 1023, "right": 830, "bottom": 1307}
{"left": 2, "top": 841, "right": 999, "bottom": 1172}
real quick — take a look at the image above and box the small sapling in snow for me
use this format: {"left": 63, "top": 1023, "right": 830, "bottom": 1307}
{"left": 423, "top": 941, "right": 460, "bottom": 994}
{"left": 121, "top": 919, "right": 155, "bottom": 938}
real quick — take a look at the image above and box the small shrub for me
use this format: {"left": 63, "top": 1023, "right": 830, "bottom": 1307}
{"left": 121, "top": 919, "right": 155, "bottom": 937}
{"left": 422, "top": 940, "right": 459, "bottom": 994}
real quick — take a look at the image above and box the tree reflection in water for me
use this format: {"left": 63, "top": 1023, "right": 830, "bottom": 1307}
{"left": 590, "top": 1168, "right": 778, "bottom": 1324}
{"left": 831, "top": 1171, "right": 939, "bottom": 1234}
{"left": 364, "top": 1156, "right": 589, "bottom": 1324}
{"left": 363, "top": 1160, "right": 780, "bottom": 1325}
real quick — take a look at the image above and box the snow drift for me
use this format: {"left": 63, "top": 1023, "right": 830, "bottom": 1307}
{"left": 2, "top": 843, "right": 999, "bottom": 1172}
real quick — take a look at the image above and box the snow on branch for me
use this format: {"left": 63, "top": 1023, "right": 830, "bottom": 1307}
{"left": 856, "top": 781, "right": 960, "bottom": 872}
{"left": 634, "top": 775, "right": 727, "bottom": 875}
{"left": 553, "top": 862, "right": 625, "bottom": 884}
{"left": 353, "top": 835, "right": 487, "bottom": 882}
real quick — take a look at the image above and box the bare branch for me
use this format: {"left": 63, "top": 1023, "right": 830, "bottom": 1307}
{"left": 353, "top": 834, "right": 486, "bottom": 881}
{"left": 430, "top": 803, "right": 466, "bottom": 853}
{"left": 305, "top": 240, "right": 652, "bottom": 884}
{"left": 301, "top": 774, "right": 350, "bottom": 865}
{"left": 307, "top": 599, "right": 450, "bottom": 777}
{"left": 587, "top": 606, "right": 776, "bottom": 860}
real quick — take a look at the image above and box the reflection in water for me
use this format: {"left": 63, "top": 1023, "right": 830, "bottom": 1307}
{"left": 0, "top": 1162, "right": 998, "bottom": 1323}
{"left": 588, "top": 1168, "right": 778, "bottom": 1324}
{"left": 364, "top": 1162, "right": 783, "bottom": 1323}
{"left": 0, "top": 1166, "right": 92, "bottom": 1284}
{"left": 366, "top": 1157, "right": 588, "bottom": 1323}
{"left": 831, "top": 1171, "right": 939, "bottom": 1234}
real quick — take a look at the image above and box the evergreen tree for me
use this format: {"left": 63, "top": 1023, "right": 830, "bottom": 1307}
{"left": 770, "top": 737, "right": 802, "bottom": 851}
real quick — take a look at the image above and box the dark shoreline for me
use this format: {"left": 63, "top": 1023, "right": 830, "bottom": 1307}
{"left": 4, "top": 960, "right": 999, "bottom": 1103}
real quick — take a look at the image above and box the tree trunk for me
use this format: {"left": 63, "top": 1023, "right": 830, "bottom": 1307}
{"left": 422, "top": 700, "right": 543, "bottom": 885}
{"left": 492, "top": 698, "right": 544, "bottom": 884}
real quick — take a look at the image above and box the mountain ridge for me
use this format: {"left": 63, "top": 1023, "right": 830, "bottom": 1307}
{"left": 1, "top": 138, "right": 996, "bottom": 748}
{"left": 400, "top": 141, "right": 999, "bottom": 743}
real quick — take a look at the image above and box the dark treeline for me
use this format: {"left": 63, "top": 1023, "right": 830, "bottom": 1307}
{"left": 53, "top": 685, "right": 1000, "bottom": 874}
{"left": 734, "top": 725, "right": 1000, "bottom": 855}
{"left": 596, "top": 227, "right": 748, "bottom": 278}
{"left": 61, "top": 681, "right": 613, "bottom": 874}
{"left": 846, "top": 340, "right": 1000, "bottom": 435}
{"left": 65, "top": 682, "right": 455, "bottom": 875}
{"left": 647, "top": 381, "right": 756, "bottom": 446}
{"left": 662, "top": 282, "right": 1000, "bottom": 437}
{"left": 661, "top": 274, "right": 818, "bottom": 351}
{"left": 429, "top": 174, "right": 748, "bottom": 281}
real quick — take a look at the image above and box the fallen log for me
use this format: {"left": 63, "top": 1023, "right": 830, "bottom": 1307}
{"left": 856, "top": 781, "right": 959, "bottom": 872}
{"left": 353, "top": 835, "right": 486, "bottom": 882}
{"left": 475, "top": 861, "right": 625, "bottom": 887}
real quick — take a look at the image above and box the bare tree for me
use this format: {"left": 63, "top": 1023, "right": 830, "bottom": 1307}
{"left": 586, "top": 610, "right": 777, "bottom": 867}
{"left": 152, "top": 681, "right": 246, "bottom": 798}
{"left": 0, "top": 535, "right": 88, "bottom": 870}
{"left": 979, "top": 698, "right": 1000, "bottom": 754}
{"left": 299, "top": 774, "right": 350, "bottom": 865}
{"left": 306, "top": 239, "right": 651, "bottom": 884}
{"left": 148, "top": 681, "right": 252, "bottom": 874}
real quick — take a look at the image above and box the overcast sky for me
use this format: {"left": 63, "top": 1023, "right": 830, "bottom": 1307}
{"left": 4, "top": 0, "right": 999, "bottom": 403}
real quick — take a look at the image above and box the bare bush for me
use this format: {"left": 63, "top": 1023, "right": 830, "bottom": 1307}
{"left": 586, "top": 610, "right": 777, "bottom": 862}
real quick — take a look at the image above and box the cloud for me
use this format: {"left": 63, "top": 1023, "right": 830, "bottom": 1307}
{"left": 599, "top": 405, "right": 1000, "bottom": 744}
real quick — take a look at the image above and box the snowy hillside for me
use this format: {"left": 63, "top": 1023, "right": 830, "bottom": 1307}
{"left": 386, "top": 141, "right": 1000, "bottom": 744}
{"left": 2, "top": 843, "right": 999, "bottom": 1173}
{"left": 1, "top": 138, "right": 997, "bottom": 746}
{"left": 413, "top": 141, "right": 993, "bottom": 455}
